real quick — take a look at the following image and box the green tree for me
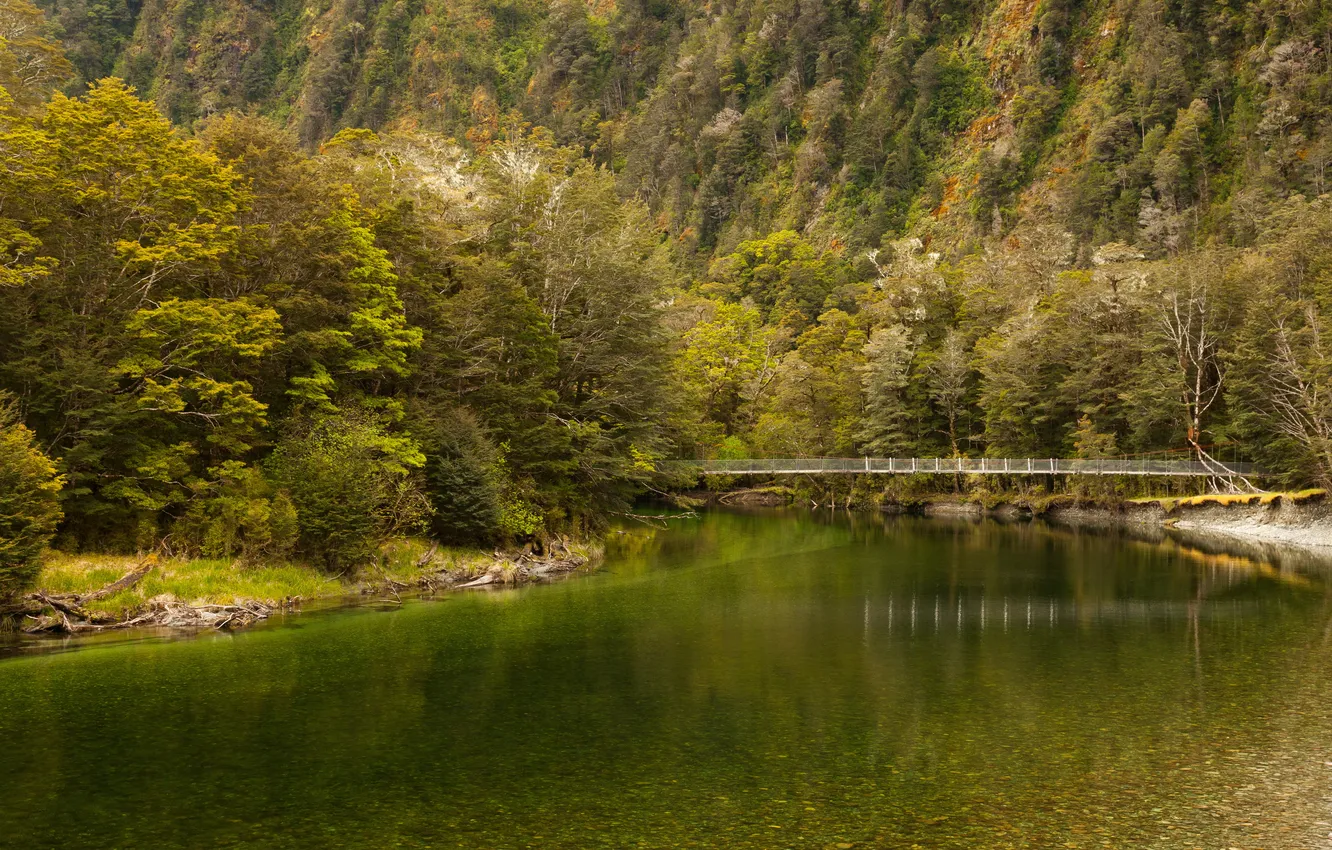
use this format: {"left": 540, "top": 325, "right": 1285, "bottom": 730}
{"left": 100, "top": 298, "right": 282, "bottom": 517}
{"left": 0, "top": 86, "right": 56, "bottom": 287}
{"left": 0, "top": 78, "right": 245, "bottom": 543}
{"left": 1128, "top": 252, "right": 1239, "bottom": 463}
{"left": 200, "top": 115, "right": 422, "bottom": 415}
{"left": 176, "top": 461, "right": 298, "bottom": 560}
{"left": 923, "top": 328, "right": 971, "bottom": 456}
{"left": 483, "top": 139, "right": 672, "bottom": 516}
{"left": 421, "top": 408, "right": 502, "bottom": 545}
{"left": 705, "top": 231, "right": 844, "bottom": 331}
{"left": 1072, "top": 415, "right": 1119, "bottom": 459}
{"left": 974, "top": 310, "right": 1063, "bottom": 457}
{"left": 673, "top": 300, "right": 773, "bottom": 449}
{"left": 1227, "top": 198, "right": 1332, "bottom": 485}
{"left": 0, "top": 0, "right": 71, "bottom": 110}
{"left": 0, "top": 394, "right": 62, "bottom": 598}
{"left": 754, "top": 309, "right": 865, "bottom": 456}
{"left": 858, "top": 324, "right": 916, "bottom": 455}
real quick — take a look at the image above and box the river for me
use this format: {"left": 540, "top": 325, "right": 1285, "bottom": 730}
{"left": 3, "top": 509, "right": 1332, "bottom": 848}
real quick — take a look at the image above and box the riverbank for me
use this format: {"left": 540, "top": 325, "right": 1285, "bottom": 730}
{"left": 2, "top": 537, "right": 601, "bottom": 636}
{"left": 1133, "top": 490, "right": 1332, "bottom": 548}
{"left": 705, "top": 486, "right": 1332, "bottom": 549}
{"left": 1037, "top": 490, "right": 1332, "bottom": 551}
{"left": 13, "top": 489, "right": 1328, "bottom": 637}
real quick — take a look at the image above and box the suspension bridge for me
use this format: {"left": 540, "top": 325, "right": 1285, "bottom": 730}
{"left": 696, "top": 457, "right": 1265, "bottom": 477}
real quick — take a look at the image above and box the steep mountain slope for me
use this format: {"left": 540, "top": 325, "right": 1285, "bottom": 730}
{"left": 35, "top": 0, "right": 1332, "bottom": 262}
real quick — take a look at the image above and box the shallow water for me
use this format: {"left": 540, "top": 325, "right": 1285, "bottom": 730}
{"left": 3, "top": 510, "right": 1332, "bottom": 849}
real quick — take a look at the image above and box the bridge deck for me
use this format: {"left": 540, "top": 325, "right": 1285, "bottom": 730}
{"left": 696, "top": 458, "right": 1261, "bottom": 477}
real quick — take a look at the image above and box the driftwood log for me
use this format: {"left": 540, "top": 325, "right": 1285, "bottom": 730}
{"left": 364, "top": 546, "right": 592, "bottom": 598}
{"left": 415, "top": 542, "right": 439, "bottom": 568}
{"left": 15, "top": 557, "right": 291, "bottom": 635}
{"left": 22, "top": 596, "right": 282, "bottom": 634}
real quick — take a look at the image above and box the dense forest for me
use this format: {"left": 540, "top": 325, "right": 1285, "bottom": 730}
{"left": 4, "top": 0, "right": 1332, "bottom": 588}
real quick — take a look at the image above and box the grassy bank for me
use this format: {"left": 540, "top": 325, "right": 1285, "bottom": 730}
{"left": 36, "top": 553, "right": 341, "bottom": 618}
{"left": 18, "top": 537, "right": 594, "bottom": 629}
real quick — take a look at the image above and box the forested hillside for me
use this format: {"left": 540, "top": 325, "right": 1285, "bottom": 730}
{"left": 4, "top": 0, "right": 1332, "bottom": 574}
{"left": 32, "top": 0, "right": 1332, "bottom": 251}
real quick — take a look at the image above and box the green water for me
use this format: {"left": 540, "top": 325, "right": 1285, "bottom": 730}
{"left": 3, "top": 510, "right": 1332, "bottom": 849}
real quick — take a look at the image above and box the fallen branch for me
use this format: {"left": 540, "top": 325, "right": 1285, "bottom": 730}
{"left": 611, "top": 510, "right": 697, "bottom": 528}
{"left": 0, "top": 600, "right": 44, "bottom": 618}
{"left": 76, "top": 557, "right": 155, "bottom": 604}
{"left": 33, "top": 591, "right": 90, "bottom": 622}
{"left": 415, "top": 543, "right": 439, "bottom": 568}
{"left": 456, "top": 573, "right": 497, "bottom": 589}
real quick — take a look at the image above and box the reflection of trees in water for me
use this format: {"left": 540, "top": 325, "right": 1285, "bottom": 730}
{"left": 870, "top": 593, "right": 1259, "bottom": 635}
{"left": 9, "top": 508, "right": 1332, "bottom": 847}
{"left": 1163, "top": 524, "right": 1332, "bottom": 573}
{"left": 599, "top": 509, "right": 1332, "bottom": 841}
{"left": 826, "top": 506, "right": 1332, "bottom": 594}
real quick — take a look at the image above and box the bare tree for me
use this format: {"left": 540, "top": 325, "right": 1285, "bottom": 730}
{"left": 1161, "top": 277, "right": 1220, "bottom": 451}
{"left": 1266, "top": 306, "right": 1332, "bottom": 485}
{"left": 1154, "top": 254, "right": 1249, "bottom": 486}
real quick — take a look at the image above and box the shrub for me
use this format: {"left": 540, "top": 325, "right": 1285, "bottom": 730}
{"left": 176, "top": 461, "right": 299, "bottom": 561}
{"left": 498, "top": 490, "right": 544, "bottom": 538}
{"left": 0, "top": 398, "right": 64, "bottom": 599}
{"left": 269, "top": 412, "right": 430, "bottom": 570}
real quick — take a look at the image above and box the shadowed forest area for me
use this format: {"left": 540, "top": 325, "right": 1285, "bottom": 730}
{"left": 4, "top": 0, "right": 1332, "bottom": 598}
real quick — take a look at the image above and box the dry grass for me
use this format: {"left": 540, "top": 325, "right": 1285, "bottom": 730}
{"left": 1178, "top": 494, "right": 1262, "bottom": 507}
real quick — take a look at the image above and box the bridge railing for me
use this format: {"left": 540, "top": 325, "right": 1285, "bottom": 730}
{"left": 694, "top": 458, "right": 1261, "bottom": 477}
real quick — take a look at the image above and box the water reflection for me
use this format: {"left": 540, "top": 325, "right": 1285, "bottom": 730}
{"left": 1, "top": 508, "right": 1331, "bottom": 849}
{"left": 867, "top": 594, "right": 1258, "bottom": 634}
